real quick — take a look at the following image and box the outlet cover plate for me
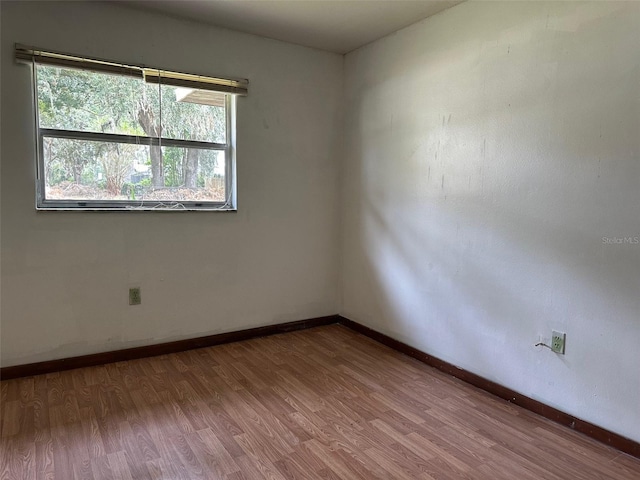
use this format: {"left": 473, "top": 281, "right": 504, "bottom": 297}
{"left": 129, "top": 287, "right": 141, "bottom": 305}
{"left": 551, "top": 330, "right": 565, "bottom": 354}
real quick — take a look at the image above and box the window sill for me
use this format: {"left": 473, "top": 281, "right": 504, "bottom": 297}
{"left": 36, "top": 203, "right": 237, "bottom": 212}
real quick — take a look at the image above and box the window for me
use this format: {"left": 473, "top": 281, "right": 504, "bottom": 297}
{"left": 16, "top": 45, "right": 248, "bottom": 210}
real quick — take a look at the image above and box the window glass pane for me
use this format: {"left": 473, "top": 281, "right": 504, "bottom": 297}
{"left": 37, "top": 65, "right": 159, "bottom": 137}
{"left": 36, "top": 66, "right": 227, "bottom": 144}
{"left": 159, "top": 147, "right": 226, "bottom": 202}
{"left": 43, "top": 137, "right": 150, "bottom": 200}
{"left": 160, "top": 85, "right": 226, "bottom": 144}
{"left": 43, "top": 137, "right": 226, "bottom": 204}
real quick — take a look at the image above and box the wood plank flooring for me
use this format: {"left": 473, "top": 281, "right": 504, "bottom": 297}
{"left": 1, "top": 325, "right": 639, "bottom": 479}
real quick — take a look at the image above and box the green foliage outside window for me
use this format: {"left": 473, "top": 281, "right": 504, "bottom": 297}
{"left": 37, "top": 65, "right": 227, "bottom": 203}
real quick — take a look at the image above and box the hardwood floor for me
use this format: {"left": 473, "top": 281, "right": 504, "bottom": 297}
{"left": 1, "top": 325, "right": 639, "bottom": 479}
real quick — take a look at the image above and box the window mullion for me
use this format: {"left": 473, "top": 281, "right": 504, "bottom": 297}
{"left": 39, "top": 129, "right": 226, "bottom": 151}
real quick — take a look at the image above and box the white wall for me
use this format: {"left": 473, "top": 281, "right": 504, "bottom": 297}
{"left": 342, "top": 1, "right": 640, "bottom": 443}
{"left": 0, "top": 1, "right": 343, "bottom": 366}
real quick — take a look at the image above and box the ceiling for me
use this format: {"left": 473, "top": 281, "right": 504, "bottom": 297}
{"left": 123, "top": 1, "right": 463, "bottom": 54}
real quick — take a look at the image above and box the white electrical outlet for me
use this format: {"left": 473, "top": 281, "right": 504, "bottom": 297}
{"left": 551, "top": 331, "right": 566, "bottom": 354}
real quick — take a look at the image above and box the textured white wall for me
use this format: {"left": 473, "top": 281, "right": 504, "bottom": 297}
{"left": 0, "top": 1, "right": 343, "bottom": 366}
{"left": 342, "top": 1, "right": 640, "bottom": 442}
